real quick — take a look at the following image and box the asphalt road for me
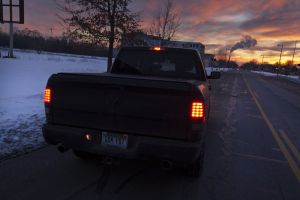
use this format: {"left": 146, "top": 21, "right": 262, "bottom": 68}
{"left": 0, "top": 71, "right": 299, "bottom": 200}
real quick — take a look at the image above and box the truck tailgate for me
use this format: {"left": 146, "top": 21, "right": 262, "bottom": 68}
{"left": 49, "top": 73, "right": 200, "bottom": 140}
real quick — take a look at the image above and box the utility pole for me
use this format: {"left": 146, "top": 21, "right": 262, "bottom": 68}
{"left": 227, "top": 51, "right": 232, "bottom": 68}
{"left": 9, "top": 0, "right": 13, "bottom": 57}
{"left": 278, "top": 43, "right": 283, "bottom": 65}
{"left": 259, "top": 46, "right": 264, "bottom": 71}
{"left": 261, "top": 55, "right": 264, "bottom": 71}
{"left": 0, "top": 0, "right": 3, "bottom": 59}
{"left": 0, "top": 0, "right": 3, "bottom": 24}
{"left": 0, "top": 0, "right": 24, "bottom": 58}
{"left": 49, "top": 28, "right": 55, "bottom": 36}
{"left": 224, "top": 48, "right": 228, "bottom": 61}
{"left": 291, "top": 41, "right": 297, "bottom": 65}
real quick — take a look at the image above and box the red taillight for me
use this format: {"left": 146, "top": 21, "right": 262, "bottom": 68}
{"left": 151, "top": 46, "right": 164, "bottom": 51}
{"left": 44, "top": 88, "right": 51, "bottom": 104}
{"left": 191, "top": 102, "right": 204, "bottom": 119}
{"left": 153, "top": 47, "right": 161, "bottom": 51}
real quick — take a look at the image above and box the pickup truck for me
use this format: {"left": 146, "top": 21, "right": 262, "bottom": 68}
{"left": 42, "top": 46, "right": 221, "bottom": 177}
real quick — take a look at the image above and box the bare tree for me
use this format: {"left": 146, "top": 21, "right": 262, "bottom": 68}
{"left": 149, "top": 0, "right": 181, "bottom": 42}
{"left": 60, "top": 0, "right": 140, "bottom": 71}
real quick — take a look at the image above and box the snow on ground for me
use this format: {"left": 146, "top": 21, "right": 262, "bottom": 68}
{"left": 0, "top": 49, "right": 107, "bottom": 160}
{"left": 251, "top": 70, "right": 300, "bottom": 84}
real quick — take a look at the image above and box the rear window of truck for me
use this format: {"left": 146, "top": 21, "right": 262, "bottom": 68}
{"left": 112, "top": 49, "right": 205, "bottom": 80}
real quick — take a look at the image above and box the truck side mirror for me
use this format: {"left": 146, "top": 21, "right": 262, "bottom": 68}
{"left": 208, "top": 71, "right": 221, "bottom": 79}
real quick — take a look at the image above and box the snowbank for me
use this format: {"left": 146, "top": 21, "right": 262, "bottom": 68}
{"left": 0, "top": 50, "right": 107, "bottom": 160}
{"left": 251, "top": 70, "right": 300, "bottom": 84}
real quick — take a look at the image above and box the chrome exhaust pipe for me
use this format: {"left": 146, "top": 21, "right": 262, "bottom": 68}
{"left": 162, "top": 160, "right": 173, "bottom": 170}
{"left": 57, "top": 144, "right": 69, "bottom": 153}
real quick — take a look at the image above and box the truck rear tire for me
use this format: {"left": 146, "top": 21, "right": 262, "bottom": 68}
{"left": 185, "top": 145, "right": 205, "bottom": 178}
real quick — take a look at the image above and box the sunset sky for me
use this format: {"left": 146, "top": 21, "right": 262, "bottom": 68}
{"left": 1, "top": 0, "right": 300, "bottom": 64}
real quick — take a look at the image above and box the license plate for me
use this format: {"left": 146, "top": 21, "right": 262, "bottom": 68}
{"left": 101, "top": 132, "right": 128, "bottom": 149}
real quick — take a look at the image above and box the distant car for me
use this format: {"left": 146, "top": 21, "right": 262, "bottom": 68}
{"left": 42, "top": 46, "right": 221, "bottom": 177}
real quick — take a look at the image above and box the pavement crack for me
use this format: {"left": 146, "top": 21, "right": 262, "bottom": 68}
{"left": 278, "top": 183, "right": 287, "bottom": 200}
{"left": 63, "top": 179, "right": 99, "bottom": 200}
{"left": 114, "top": 166, "right": 150, "bottom": 194}
{"left": 61, "top": 164, "right": 111, "bottom": 200}
{"left": 96, "top": 164, "right": 112, "bottom": 199}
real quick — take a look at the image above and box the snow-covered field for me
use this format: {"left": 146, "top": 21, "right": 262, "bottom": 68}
{"left": 251, "top": 70, "right": 300, "bottom": 84}
{"left": 0, "top": 49, "right": 107, "bottom": 160}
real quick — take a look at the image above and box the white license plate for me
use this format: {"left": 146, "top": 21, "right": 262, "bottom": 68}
{"left": 101, "top": 132, "right": 128, "bottom": 149}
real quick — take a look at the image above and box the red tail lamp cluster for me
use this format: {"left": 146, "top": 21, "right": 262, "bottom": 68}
{"left": 191, "top": 102, "right": 204, "bottom": 119}
{"left": 44, "top": 88, "right": 51, "bottom": 104}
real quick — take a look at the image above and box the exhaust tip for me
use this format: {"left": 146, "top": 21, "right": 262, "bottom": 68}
{"left": 57, "top": 144, "right": 69, "bottom": 153}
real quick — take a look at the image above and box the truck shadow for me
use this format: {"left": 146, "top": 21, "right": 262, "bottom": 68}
{"left": 66, "top": 138, "right": 223, "bottom": 200}
{"left": 91, "top": 159, "right": 202, "bottom": 200}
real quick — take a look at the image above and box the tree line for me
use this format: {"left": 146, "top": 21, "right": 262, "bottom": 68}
{"left": 0, "top": 28, "right": 109, "bottom": 57}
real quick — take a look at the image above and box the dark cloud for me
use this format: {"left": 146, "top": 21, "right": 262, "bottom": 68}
{"left": 240, "top": 0, "right": 300, "bottom": 38}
